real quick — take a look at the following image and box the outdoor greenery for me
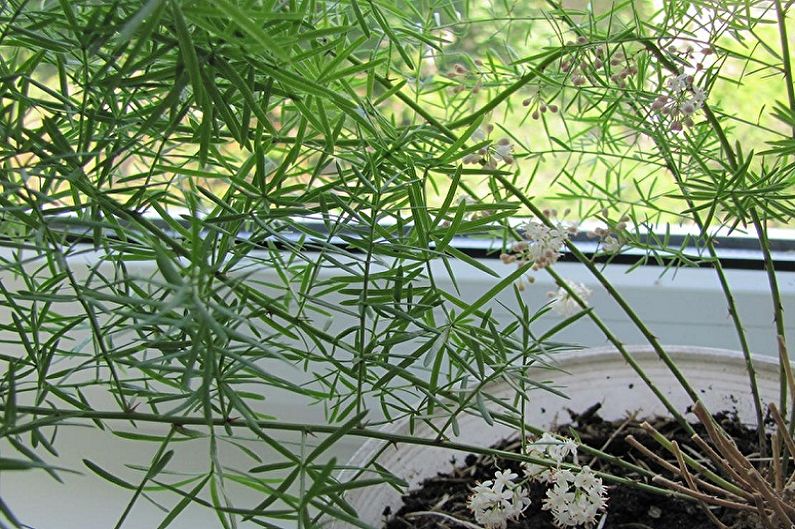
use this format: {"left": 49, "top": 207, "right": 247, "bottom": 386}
{"left": 0, "top": 0, "right": 794, "bottom": 528}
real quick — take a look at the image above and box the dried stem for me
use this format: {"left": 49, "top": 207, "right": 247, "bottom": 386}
{"left": 650, "top": 476, "right": 755, "bottom": 511}
{"left": 641, "top": 421, "right": 747, "bottom": 496}
{"left": 626, "top": 435, "right": 745, "bottom": 502}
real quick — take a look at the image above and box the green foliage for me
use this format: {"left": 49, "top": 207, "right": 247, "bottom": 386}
{"left": 0, "top": 0, "right": 793, "bottom": 527}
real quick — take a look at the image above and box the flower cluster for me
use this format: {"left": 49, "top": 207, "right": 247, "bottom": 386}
{"left": 500, "top": 213, "right": 578, "bottom": 271}
{"left": 522, "top": 86, "right": 559, "bottom": 120}
{"left": 542, "top": 466, "right": 608, "bottom": 528}
{"left": 651, "top": 73, "right": 707, "bottom": 131}
{"left": 586, "top": 215, "right": 629, "bottom": 254}
{"left": 448, "top": 61, "right": 483, "bottom": 95}
{"left": 665, "top": 42, "right": 715, "bottom": 72}
{"left": 523, "top": 434, "right": 608, "bottom": 528}
{"left": 522, "top": 432, "right": 579, "bottom": 481}
{"left": 548, "top": 280, "right": 592, "bottom": 317}
{"left": 560, "top": 39, "right": 638, "bottom": 88}
{"left": 463, "top": 126, "right": 516, "bottom": 168}
{"left": 468, "top": 435, "right": 608, "bottom": 529}
{"left": 468, "top": 470, "right": 531, "bottom": 529}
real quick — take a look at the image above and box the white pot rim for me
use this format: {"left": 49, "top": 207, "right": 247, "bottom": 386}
{"left": 328, "top": 345, "right": 781, "bottom": 529}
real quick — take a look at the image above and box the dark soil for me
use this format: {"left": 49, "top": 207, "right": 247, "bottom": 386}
{"left": 384, "top": 405, "right": 767, "bottom": 529}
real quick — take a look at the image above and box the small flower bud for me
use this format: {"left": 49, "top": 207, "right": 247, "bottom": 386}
{"left": 454, "top": 64, "right": 467, "bottom": 75}
{"left": 576, "top": 36, "right": 588, "bottom": 45}
{"left": 549, "top": 104, "right": 558, "bottom": 113}
{"left": 532, "top": 110, "right": 540, "bottom": 120}
{"left": 670, "top": 120, "right": 683, "bottom": 132}
{"left": 522, "top": 98, "right": 532, "bottom": 107}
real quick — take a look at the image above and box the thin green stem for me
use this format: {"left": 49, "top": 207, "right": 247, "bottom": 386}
{"left": 0, "top": 403, "right": 687, "bottom": 498}
{"left": 640, "top": 32, "right": 771, "bottom": 451}
{"left": 494, "top": 173, "right": 700, "bottom": 405}
{"left": 446, "top": 50, "right": 565, "bottom": 130}
{"left": 774, "top": 0, "right": 795, "bottom": 139}
{"left": 543, "top": 266, "right": 694, "bottom": 434}
{"left": 773, "top": 0, "right": 795, "bottom": 437}
{"left": 702, "top": 102, "right": 790, "bottom": 423}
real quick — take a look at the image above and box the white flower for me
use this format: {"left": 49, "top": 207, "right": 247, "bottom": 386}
{"left": 468, "top": 469, "right": 531, "bottom": 529}
{"left": 542, "top": 465, "right": 608, "bottom": 528}
{"left": 519, "top": 220, "right": 574, "bottom": 270}
{"left": 548, "top": 280, "right": 592, "bottom": 316}
{"left": 522, "top": 433, "right": 579, "bottom": 480}
{"left": 493, "top": 469, "right": 519, "bottom": 490}
{"left": 691, "top": 87, "right": 706, "bottom": 107}
{"left": 653, "top": 74, "right": 708, "bottom": 132}
{"left": 521, "top": 435, "right": 608, "bottom": 528}
{"left": 552, "top": 469, "right": 576, "bottom": 487}
{"left": 493, "top": 139, "right": 514, "bottom": 164}
{"left": 602, "top": 235, "right": 621, "bottom": 253}
{"left": 666, "top": 73, "right": 690, "bottom": 94}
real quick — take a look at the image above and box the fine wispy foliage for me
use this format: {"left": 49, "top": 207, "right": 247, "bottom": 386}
{"left": 0, "top": 0, "right": 793, "bottom": 528}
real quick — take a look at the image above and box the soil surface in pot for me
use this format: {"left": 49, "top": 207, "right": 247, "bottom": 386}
{"left": 384, "top": 405, "right": 766, "bottom": 529}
